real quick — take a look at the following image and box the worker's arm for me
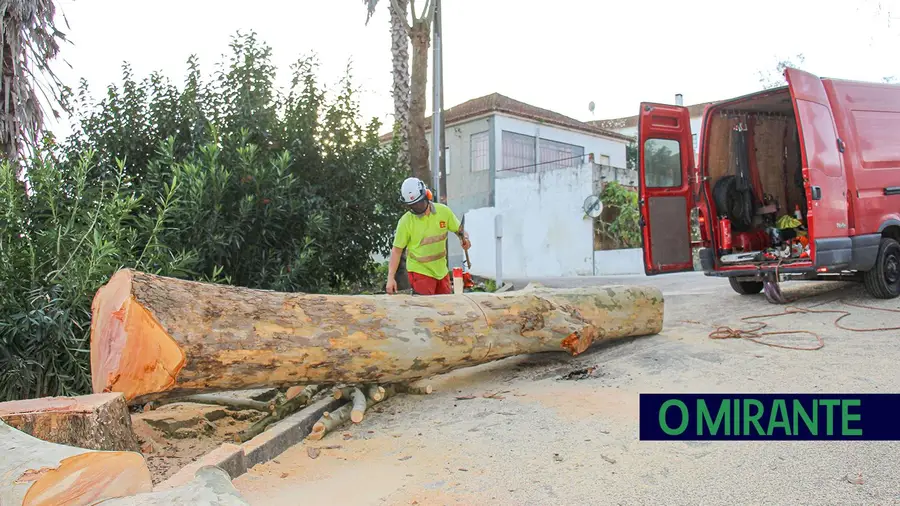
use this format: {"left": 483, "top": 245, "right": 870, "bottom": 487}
{"left": 447, "top": 209, "right": 471, "bottom": 250}
{"left": 386, "top": 246, "right": 404, "bottom": 294}
{"left": 387, "top": 217, "right": 409, "bottom": 294}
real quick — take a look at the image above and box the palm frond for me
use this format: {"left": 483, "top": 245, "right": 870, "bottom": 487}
{"left": 0, "top": 0, "right": 70, "bottom": 164}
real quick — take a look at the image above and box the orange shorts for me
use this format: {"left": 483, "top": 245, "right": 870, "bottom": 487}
{"left": 408, "top": 272, "right": 452, "bottom": 295}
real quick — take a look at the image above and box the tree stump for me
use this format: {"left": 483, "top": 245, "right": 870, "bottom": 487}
{"left": 0, "top": 420, "right": 152, "bottom": 506}
{"left": 0, "top": 393, "right": 140, "bottom": 452}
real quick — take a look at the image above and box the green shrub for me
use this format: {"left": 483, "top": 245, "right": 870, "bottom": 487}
{"left": 595, "top": 181, "right": 641, "bottom": 249}
{"left": 0, "top": 32, "right": 405, "bottom": 401}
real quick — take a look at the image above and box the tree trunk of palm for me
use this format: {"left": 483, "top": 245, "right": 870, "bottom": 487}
{"left": 390, "top": 0, "right": 411, "bottom": 172}
{"left": 389, "top": 0, "right": 412, "bottom": 291}
{"left": 408, "top": 20, "right": 432, "bottom": 186}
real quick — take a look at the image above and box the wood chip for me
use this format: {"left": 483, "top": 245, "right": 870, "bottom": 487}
{"left": 455, "top": 395, "right": 476, "bottom": 400}
{"left": 458, "top": 468, "right": 468, "bottom": 472}
{"left": 307, "top": 447, "right": 321, "bottom": 459}
{"left": 482, "top": 390, "right": 510, "bottom": 400}
{"left": 601, "top": 455, "right": 616, "bottom": 464}
{"left": 844, "top": 473, "right": 864, "bottom": 485}
{"left": 280, "top": 472, "right": 289, "bottom": 479}
{"left": 399, "top": 455, "right": 412, "bottom": 461}
{"left": 322, "top": 445, "right": 343, "bottom": 450}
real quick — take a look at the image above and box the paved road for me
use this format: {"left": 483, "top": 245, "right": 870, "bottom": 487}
{"left": 507, "top": 271, "right": 721, "bottom": 294}
{"left": 235, "top": 274, "right": 900, "bottom": 505}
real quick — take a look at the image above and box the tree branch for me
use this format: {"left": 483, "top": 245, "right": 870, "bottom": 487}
{"left": 411, "top": 0, "right": 434, "bottom": 24}
{"left": 390, "top": 0, "right": 412, "bottom": 33}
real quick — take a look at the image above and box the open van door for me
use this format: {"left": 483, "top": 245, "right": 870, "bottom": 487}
{"left": 638, "top": 102, "right": 695, "bottom": 275}
{"left": 784, "top": 68, "right": 850, "bottom": 252}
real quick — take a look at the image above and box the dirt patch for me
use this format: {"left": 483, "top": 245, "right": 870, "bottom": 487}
{"left": 131, "top": 402, "right": 265, "bottom": 484}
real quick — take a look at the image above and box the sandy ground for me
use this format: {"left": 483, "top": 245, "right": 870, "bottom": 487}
{"left": 233, "top": 274, "right": 900, "bottom": 505}
{"left": 132, "top": 402, "right": 265, "bottom": 484}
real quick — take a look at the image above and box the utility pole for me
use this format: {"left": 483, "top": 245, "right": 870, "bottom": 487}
{"left": 430, "top": 0, "right": 443, "bottom": 200}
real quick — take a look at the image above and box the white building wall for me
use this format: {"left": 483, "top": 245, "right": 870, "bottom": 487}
{"left": 464, "top": 163, "right": 596, "bottom": 278}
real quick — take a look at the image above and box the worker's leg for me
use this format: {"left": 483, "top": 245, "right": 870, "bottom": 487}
{"left": 408, "top": 272, "right": 439, "bottom": 295}
{"left": 434, "top": 274, "right": 452, "bottom": 295}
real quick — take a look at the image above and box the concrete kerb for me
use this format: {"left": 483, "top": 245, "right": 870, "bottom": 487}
{"left": 156, "top": 396, "right": 344, "bottom": 489}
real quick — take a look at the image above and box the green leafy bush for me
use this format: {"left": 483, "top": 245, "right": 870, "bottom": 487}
{"left": 0, "top": 32, "right": 405, "bottom": 401}
{"left": 595, "top": 181, "right": 641, "bottom": 249}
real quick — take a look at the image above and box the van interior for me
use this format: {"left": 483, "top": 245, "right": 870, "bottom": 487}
{"left": 703, "top": 88, "right": 811, "bottom": 267}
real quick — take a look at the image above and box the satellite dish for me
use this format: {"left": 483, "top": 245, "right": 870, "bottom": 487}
{"left": 583, "top": 194, "right": 603, "bottom": 218}
{"left": 588, "top": 101, "right": 596, "bottom": 114}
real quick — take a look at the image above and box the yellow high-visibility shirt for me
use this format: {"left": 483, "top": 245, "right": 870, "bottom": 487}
{"left": 393, "top": 202, "right": 460, "bottom": 280}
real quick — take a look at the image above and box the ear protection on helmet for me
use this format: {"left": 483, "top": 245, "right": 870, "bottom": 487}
{"left": 425, "top": 189, "right": 433, "bottom": 201}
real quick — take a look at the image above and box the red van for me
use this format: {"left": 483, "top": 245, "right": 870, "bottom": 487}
{"left": 638, "top": 68, "right": 900, "bottom": 303}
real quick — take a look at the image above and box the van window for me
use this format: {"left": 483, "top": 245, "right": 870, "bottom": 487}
{"left": 643, "top": 138, "right": 682, "bottom": 188}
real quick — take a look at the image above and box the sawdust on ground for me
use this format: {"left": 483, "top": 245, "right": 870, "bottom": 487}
{"left": 132, "top": 402, "right": 265, "bottom": 484}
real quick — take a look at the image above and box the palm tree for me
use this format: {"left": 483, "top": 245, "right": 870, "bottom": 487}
{"left": 365, "top": 0, "right": 410, "bottom": 173}
{"left": 363, "top": 0, "right": 433, "bottom": 186}
{"left": 0, "top": 0, "right": 70, "bottom": 164}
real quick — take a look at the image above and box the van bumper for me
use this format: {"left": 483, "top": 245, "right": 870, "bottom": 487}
{"left": 699, "top": 234, "right": 881, "bottom": 279}
{"left": 697, "top": 247, "right": 815, "bottom": 278}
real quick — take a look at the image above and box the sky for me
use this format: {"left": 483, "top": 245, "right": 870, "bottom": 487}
{"left": 46, "top": 0, "right": 900, "bottom": 140}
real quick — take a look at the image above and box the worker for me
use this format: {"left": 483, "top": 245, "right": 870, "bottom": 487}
{"left": 386, "top": 177, "right": 470, "bottom": 295}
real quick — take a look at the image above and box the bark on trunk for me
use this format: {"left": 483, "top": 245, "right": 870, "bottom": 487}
{"left": 0, "top": 420, "right": 152, "bottom": 506}
{"left": 99, "top": 465, "right": 249, "bottom": 506}
{"left": 390, "top": 0, "right": 411, "bottom": 172}
{"left": 91, "top": 269, "right": 664, "bottom": 405}
{"left": 0, "top": 392, "right": 140, "bottom": 452}
{"left": 408, "top": 20, "right": 431, "bottom": 185}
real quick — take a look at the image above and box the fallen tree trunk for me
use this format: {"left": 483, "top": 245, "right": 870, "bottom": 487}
{"left": 99, "top": 465, "right": 249, "bottom": 506}
{"left": 0, "top": 420, "right": 152, "bottom": 506}
{"left": 0, "top": 393, "right": 140, "bottom": 452}
{"left": 91, "top": 269, "right": 664, "bottom": 404}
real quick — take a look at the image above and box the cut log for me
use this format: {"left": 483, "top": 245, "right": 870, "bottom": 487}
{"left": 0, "top": 420, "right": 152, "bottom": 506}
{"left": 333, "top": 387, "right": 355, "bottom": 400}
{"left": 91, "top": 269, "right": 664, "bottom": 404}
{"left": 0, "top": 392, "right": 140, "bottom": 452}
{"left": 176, "top": 394, "right": 274, "bottom": 413}
{"left": 233, "top": 385, "right": 321, "bottom": 443}
{"left": 311, "top": 387, "right": 397, "bottom": 439}
{"left": 394, "top": 382, "right": 433, "bottom": 395}
{"left": 306, "top": 402, "right": 352, "bottom": 441}
{"left": 99, "top": 465, "right": 249, "bottom": 505}
{"left": 366, "top": 384, "right": 386, "bottom": 402}
{"left": 350, "top": 387, "right": 367, "bottom": 424}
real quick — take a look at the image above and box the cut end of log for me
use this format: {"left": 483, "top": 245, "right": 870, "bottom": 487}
{"left": 90, "top": 269, "right": 186, "bottom": 402}
{"left": 22, "top": 451, "right": 152, "bottom": 506}
{"left": 561, "top": 328, "right": 596, "bottom": 356}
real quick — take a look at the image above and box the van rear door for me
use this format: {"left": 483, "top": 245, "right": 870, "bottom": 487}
{"left": 638, "top": 103, "right": 696, "bottom": 275}
{"left": 784, "top": 68, "right": 850, "bottom": 260}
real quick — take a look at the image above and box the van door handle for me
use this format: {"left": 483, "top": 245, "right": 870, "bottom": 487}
{"left": 811, "top": 186, "right": 822, "bottom": 200}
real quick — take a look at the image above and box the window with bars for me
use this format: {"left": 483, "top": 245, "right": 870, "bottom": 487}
{"left": 501, "top": 131, "right": 535, "bottom": 171}
{"left": 470, "top": 131, "right": 489, "bottom": 172}
{"left": 539, "top": 138, "right": 585, "bottom": 171}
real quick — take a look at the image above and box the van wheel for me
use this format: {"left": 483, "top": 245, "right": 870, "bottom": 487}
{"left": 729, "top": 277, "right": 764, "bottom": 295}
{"left": 863, "top": 237, "right": 900, "bottom": 299}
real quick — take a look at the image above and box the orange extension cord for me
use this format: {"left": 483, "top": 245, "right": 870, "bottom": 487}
{"left": 705, "top": 300, "right": 900, "bottom": 351}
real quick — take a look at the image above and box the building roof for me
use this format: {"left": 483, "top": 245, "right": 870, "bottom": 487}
{"left": 589, "top": 101, "right": 717, "bottom": 131}
{"left": 378, "top": 93, "right": 634, "bottom": 143}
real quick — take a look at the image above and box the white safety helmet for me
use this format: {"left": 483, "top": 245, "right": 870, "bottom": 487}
{"left": 399, "top": 177, "right": 430, "bottom": 205}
